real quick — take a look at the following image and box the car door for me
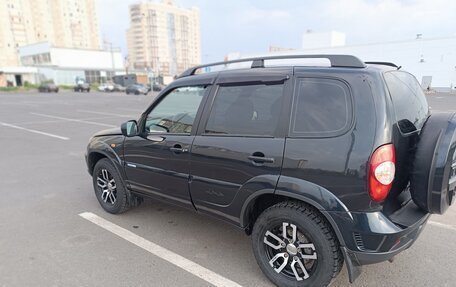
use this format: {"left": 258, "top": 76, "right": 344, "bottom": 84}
{"left": 123, "top": 85, "right": 210, "bottom": 208}
{"left": 189, "top": 68, "right": 292, "bottom": 225}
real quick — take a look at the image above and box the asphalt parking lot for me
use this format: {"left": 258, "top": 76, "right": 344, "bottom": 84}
{"left": 1, "top": 90, "right": 455, "bottom": 287}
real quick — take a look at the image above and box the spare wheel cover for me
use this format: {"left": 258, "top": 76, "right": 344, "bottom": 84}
{"left": 411, "top": 112, "right": 456, "bottom": 214}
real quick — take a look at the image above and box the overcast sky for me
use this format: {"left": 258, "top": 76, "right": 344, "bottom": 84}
{"left": 96, "top": 0, "right": 456, "bottom": 62}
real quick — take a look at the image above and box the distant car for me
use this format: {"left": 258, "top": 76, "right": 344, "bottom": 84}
{"left": 98, "top": 84, "right": 114, "bottom": 92}
{"left": 152, "top": 83, "right": 162, "bottom": 92}
{"left": 38, "top": 83, "right": 59, "bottom": 93}
{"left": 126, "top": 84, "right": 148, "bottom": 95}
{"left": 74, "top": 83, "right": 90, "bottom": 92}
{"left": 113, "top": 84, "right": 126, "bottom": 92}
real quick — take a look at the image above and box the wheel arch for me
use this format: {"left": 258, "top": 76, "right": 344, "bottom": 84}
{"left": 87, "top": 148, "right": 140, "bottom": 205}
{"left": 241, "top": 178, "right": 349, "bottom": 247}
{"left": 87, "top": 151, "right": 108, "bottom": 174}
{"left": 86, "top": 139, "right": 124, "bottom": 178}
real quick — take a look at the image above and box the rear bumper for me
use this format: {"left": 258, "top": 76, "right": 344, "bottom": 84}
{"left": 345, "top": 215, "right": 428, "bottom": 264}
{"left": 326, "top": 200, "right": 430, "bottom": 282}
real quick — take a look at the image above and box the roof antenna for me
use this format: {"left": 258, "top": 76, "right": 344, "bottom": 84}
{"left": 397, "top": 66, "right": 402, "bottom": 70}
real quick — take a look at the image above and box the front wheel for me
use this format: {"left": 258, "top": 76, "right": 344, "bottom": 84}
{"left": 92, "top": 158, "right": 130, "bottom": 214}
{"left": 252, "top": 201, "right": 343, "bottom": 287}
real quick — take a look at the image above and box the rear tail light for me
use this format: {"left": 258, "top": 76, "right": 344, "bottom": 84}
{"left": 368, "top": 144, "right": 396, "bottom": 202}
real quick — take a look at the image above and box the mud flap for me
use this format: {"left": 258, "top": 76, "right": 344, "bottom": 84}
{"left": 341, "top": 247, "right": 362, "bottom": 283}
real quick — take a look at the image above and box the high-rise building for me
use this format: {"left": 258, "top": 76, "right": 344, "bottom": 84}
{"left": 126, "top": 0, "right": 201, "bottom": 77}
{"left": 0, "top": 0, "right": 101, "bottom": 67}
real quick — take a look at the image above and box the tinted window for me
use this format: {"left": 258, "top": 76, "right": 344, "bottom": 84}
{"left": 291, "top": 78, "right": 351, "bottom": 136}
{"left": 145, "top": 86, "right": 206, "bottom": 134}
{"left": 384, "top": 71, "right": 429, "bottom": 133}
{"left": 205, "top": 84, "right": 284, "bottom": 136}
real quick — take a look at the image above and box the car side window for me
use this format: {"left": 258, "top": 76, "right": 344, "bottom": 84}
{"left": 384, "top": 71, "right": 429, "bottom": 133}
{"left": 145, "top": 86, "right": 206, "bottom": 134}
{"left": 290, "top": 78, "right": 352, "bottom": 137}
{"left": 204, "top": 83, "right": 284, "bottom": 136}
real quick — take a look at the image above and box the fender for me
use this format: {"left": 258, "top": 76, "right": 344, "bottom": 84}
{"left": 275, "top": 175, "right": 351, "bottom": 246}
{"left": 240, "top": 175, "right": 361, "bottom": 283}
{"left": 86, "top": 135, "right": 127, "bottom": 184}
{"left": 240, "top": 175, "right": 351, "bottom": 244}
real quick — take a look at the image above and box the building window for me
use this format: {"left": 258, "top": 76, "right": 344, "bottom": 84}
{"left": 84, "top": 70, "right": 101, "bottom": 84}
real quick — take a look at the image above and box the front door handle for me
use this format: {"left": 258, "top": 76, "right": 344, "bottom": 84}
{"left": 170, "top": 144, "right": 188, "bottom": 153}
{"left": 147, "top": 135, "right": 165, "bottom": 142}
{"left": 248, "top": 155, "right": 275, "bottom": 163}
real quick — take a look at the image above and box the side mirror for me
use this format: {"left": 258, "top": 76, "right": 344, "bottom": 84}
{"left": 121, "top": 120, "right": 138, "bottom": 137}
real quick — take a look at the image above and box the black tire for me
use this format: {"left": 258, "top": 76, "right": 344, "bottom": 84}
{"left": 92, "top": 158, "right": 130, "bottom": 214}
{"left": 252, "top": 201, "right": 343, "bottom": 287}
{"left": 411, "top": 112, "right": 456, "bottom": 214}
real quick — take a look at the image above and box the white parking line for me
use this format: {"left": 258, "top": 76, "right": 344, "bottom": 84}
{"left": 77, "top": 110, "right": 136, "bottom": 118}
{"left": 79, "top": 212, "right": 243, "bottom": 287}
{"left": 428, "top": 221, "right": 456, "bottom": 232}
{"left": 116, "top": 107, "right": 145, "bottom": 113}
{"left": 0, "top": 122, "right": 69, "bottom": 140}
{"left": 30, "top": 112, "right": 116, "bottom": 128}
{"left": 10, "top": 116, "right": 122, "bottom": 126}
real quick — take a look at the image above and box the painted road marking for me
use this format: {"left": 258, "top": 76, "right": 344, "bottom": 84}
{"left": 79, "top": 212, "right": 243, "bottom": 287}
{"left": 30, "top": 112, "right": 116, "bottom": 128}
{"left": 428, "top": 221, "right": 456, "bottom": 232}
{"left": 77, "top": 110, "right": 136, "bottom": 118}
{"left": 11, "top": 116, "right": 121, "bottom": 126}
{"left": 0, "top": 122, "right": 69, "bottom": 140}
{"left": 116, "top": 107, "right": 145, "bottom": 113}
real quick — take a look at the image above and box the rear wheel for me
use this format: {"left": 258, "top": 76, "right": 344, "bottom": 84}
{"left": 92, "top": 159, "right": 130, "bottom": 214}
{"left": 252, "top": 201, "right": 342, "bottom": 287}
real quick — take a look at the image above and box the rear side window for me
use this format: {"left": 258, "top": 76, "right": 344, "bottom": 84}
{"left": 205, "top": 84, "right": 284, "bottom": 136}
{"left": 290, "top": 78, "right": 352, "bottom": 137}
{"left": 384, "top": 71, "right": 429, "bottom": 133}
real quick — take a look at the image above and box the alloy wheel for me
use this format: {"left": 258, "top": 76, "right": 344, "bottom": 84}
{"left": 96, "top": 169, "right": 117, "bottom": 205}
{"left": 263, "top": 222, "right": 318, "bottom": 281}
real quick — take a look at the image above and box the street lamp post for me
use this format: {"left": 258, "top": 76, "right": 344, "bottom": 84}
{"left": 104, "top": 40, "right": 115, "bottom": 82}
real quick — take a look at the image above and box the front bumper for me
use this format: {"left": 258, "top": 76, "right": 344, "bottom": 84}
{"left": 327, "top": 200, "right": 430, "bottom": 282}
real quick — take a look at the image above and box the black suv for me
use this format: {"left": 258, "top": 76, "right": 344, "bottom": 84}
{"left": 85, "top": 55, "right": 455, "bottom": 287}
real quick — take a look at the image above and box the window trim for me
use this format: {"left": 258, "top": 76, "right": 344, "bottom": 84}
{"left": 138, "top": 85, "right": 211, "bottom": 137}
{"left": 199, "top": 82, "right": 287, "bottom": 138}
{"left": 288, "top": 77, "right": 354, "bottom": 138}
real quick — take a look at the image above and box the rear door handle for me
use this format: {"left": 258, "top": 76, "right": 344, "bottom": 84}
{"left": 248, "top": 155, "right": 274, "bottom": 163}
{"left": 170, "top": 144, "right": 188, "bottom": 153}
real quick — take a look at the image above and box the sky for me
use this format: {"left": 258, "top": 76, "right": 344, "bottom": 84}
{"left": 96, "top": 0, "right": 456, "bottom": 63}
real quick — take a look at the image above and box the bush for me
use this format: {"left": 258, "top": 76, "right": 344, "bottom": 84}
{"left": 23, "top": 81, "right": 39, "bottom": 89}
{"left": 58, "top": 85, "right": 73, "bottom": 90}
{"left": 0, "top": 86, "right": 20, "bottom": 92}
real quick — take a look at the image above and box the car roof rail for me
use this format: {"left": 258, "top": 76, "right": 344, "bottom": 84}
{"left": 178, "top": 54, "right": 366, "bottom": 78}
{"left": 365, "top": 61, "right": 398, "bottom": 68}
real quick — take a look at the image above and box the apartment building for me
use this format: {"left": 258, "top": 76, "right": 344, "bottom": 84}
{"left": 0, "top": 0, "right": 101, "bottom": 67}
{"left": 126, "top": 0, "right": 201, "bottom": 77}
